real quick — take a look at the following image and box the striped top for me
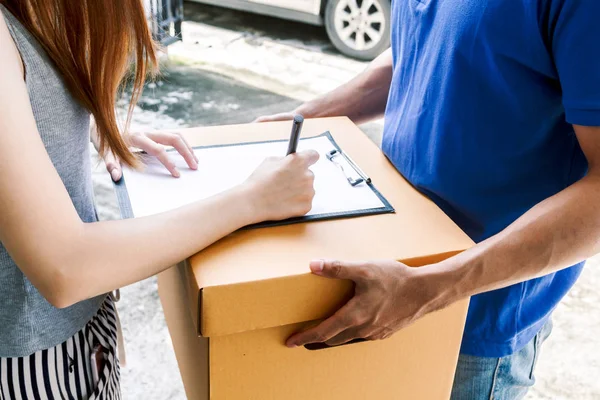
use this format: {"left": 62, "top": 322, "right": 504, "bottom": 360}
{"left": 0, "top": 5, "right": 106, "bottom": 357}
{"left": 0, "top": 297, "right": 121, "bottom": 400}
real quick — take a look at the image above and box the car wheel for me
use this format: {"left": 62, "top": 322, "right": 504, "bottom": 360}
{"left": 324, "top": 0, "right": 391, "bottom": 61}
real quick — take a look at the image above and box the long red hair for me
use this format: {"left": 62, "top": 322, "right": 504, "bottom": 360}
{"left": 0, "top": 0, "right": 158, "bottom": 166}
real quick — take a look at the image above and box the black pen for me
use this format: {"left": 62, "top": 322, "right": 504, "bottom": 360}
{"left": 286, "top": 114, "right": 304, "bottom": 155}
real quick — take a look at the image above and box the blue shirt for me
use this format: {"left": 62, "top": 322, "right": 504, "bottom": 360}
{"left": 383, "top": 0, "right": 600, "bottom": 357}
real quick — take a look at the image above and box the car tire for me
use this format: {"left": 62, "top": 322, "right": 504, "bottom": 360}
{"left": 324, "top": 0, "right": 391, "bottom": 61}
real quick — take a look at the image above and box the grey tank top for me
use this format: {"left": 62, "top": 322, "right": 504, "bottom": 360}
{"left": 0, "top": 6, "right": 106, "bottom": 357}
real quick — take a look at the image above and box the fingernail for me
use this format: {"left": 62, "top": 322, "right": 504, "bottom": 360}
{"left": 173, "top": 168, "right": 180, "bottom": 178}
{"left": 110, "top": 169, "right": 121, "bottom": 182}
{"left": 286, "top": 341, "right": 297, "bottom": 348}
{"left": 310, "top": 260, "right": 324, "bottom": 274}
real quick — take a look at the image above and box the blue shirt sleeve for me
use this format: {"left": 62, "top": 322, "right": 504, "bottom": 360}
{"left": 551, "top": 0, "right": 600, "bottom": 126}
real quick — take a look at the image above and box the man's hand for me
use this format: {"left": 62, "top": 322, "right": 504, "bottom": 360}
{"left": 98, "top": 131, "right": 199, "bottom": 182}
{"left": 254, "top": 49, "right": 393, "bottom": 126}
{"left": 253, "top": 112, "right": 297, "bottom": 123}
{"left": 286, "top": 259, "right": 447, "bottom": 348}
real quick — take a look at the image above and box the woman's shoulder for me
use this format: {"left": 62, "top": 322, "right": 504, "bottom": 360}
{"left": 0, "top": 8, "right": 25, "bottom": 81}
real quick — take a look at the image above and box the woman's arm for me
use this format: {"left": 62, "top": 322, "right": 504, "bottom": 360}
{"left": 0, "top": 17, "right": 318, "bottom": 309}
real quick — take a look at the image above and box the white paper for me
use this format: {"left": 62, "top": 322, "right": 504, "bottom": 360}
{"left": 122, "top": 135, "right": 386, "bottom": 219}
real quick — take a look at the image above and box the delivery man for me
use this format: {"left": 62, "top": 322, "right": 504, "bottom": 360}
{"left": 256, "top": 1, "right": 600, "bottom": 398}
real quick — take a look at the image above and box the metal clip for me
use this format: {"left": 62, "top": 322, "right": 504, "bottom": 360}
{"left": 326, "top": 149, "right": 371, "bottom": 187}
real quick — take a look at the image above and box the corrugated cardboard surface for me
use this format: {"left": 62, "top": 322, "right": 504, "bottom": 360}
{"left": 159, "top": 263, "right": 469, "bottom": 400}
{"left": 158, "top": 263, "right": 209, "bottom": 400}
{"left": 157, "top": 117, "right": 475, "bottom": 399}
{"left": 209, "top": 301, "right": 468, "bottom": 400}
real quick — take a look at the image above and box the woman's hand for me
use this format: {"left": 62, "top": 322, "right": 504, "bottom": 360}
{"left": 243, "top": 150, "right": 320, "bottom": 222}
{"left": 97, "top": 131, "right": 199, "bottom": 182}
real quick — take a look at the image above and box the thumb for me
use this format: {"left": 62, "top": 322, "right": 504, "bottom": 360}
{"left": 107, "top": 163, "right": 122, "bottom": 182}
{"left": 252, "top": 112, "right": 295, "bottom": 124}
{"left": 104, "top": 153, "right": 122, "bottom": 182}
{"left": 297, "top": 150, "right": 320, "bottom": 167}
{"left": 252, "top": 116, "right": 271, "bottom": 123}
{"left": 310, "top": 259, "right": 364, "bottom": 280}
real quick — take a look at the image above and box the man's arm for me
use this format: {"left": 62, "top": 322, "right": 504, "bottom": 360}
{"left": 430, "top": 124, "right": 600, "bottom": 300}
{"left": 286, "top": 125, "right": 600, "bottom": 347}
{"left": 285, "top": 1, "right": 600, "bottom": 348}
{"left": 255, "top": 48, "right": 393, "bottom": 125}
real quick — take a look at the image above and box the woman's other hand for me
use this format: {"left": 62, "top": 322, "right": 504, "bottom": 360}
{"left": 244, "top": 150, "right": 320, "bottom": 222}
{"left": 97, "top": 131, "right": 199, "bottom": 182}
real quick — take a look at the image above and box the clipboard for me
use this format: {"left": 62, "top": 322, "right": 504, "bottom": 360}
{"left": 114, "top": 132, "right": 394, "bottom": 229}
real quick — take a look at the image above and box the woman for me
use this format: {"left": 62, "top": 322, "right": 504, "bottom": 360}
{"left": 0, "top": 1, "right": 318, "bottom": 399}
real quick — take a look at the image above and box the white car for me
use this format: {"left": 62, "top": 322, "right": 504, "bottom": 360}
{"left": 189, "top": 0, "right": 391, "bottom": 60}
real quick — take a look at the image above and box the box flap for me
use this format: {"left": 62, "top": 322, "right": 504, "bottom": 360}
{"left": 176, "top": 117, "right": 474, "bottom": 337}
{"left": 199, "top": 251, "right": 463, "bottom": 337}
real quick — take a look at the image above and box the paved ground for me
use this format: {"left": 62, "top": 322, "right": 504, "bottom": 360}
{"left": 91, "top": 3, "right": 600, "bottom": 399}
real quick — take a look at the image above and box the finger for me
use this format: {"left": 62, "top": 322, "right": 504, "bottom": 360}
{"left": 325, "top": 327, "right": 370, "bottom": 347}
{"left": 252, "top": 112, "right": 294, "bottom": 123}
{"left": 309, "top": 259, "right": 373, "bottom": 282}
{"left": 180, "top": 133, "right": 199, "bottom": 163}
{"left": 146, "top": 132, "right": 198, "bottom": 170}
{"left": 130, "top": 135, "right": 180, "bottom": 178}
{"left": 294, "top": 150, "right": 320, "bottom": 167}
{"left": 252, "top": 116, "right": 270, "bottom": 123}
{"left": 286, "top": 302, "right": 357, "bottom": 348}
{"left": 103, "top": 151, "right": 122, "bottom": 182}
{"left": 367, "top": 327, "right": 395, "bottom": 341}
{"left": 171, "top": 131, "right": 198, "bottom": 163}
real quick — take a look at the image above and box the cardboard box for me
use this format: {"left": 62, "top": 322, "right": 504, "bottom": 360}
{"left": 157, "top": 117, "right": 474, "bottom": 399}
